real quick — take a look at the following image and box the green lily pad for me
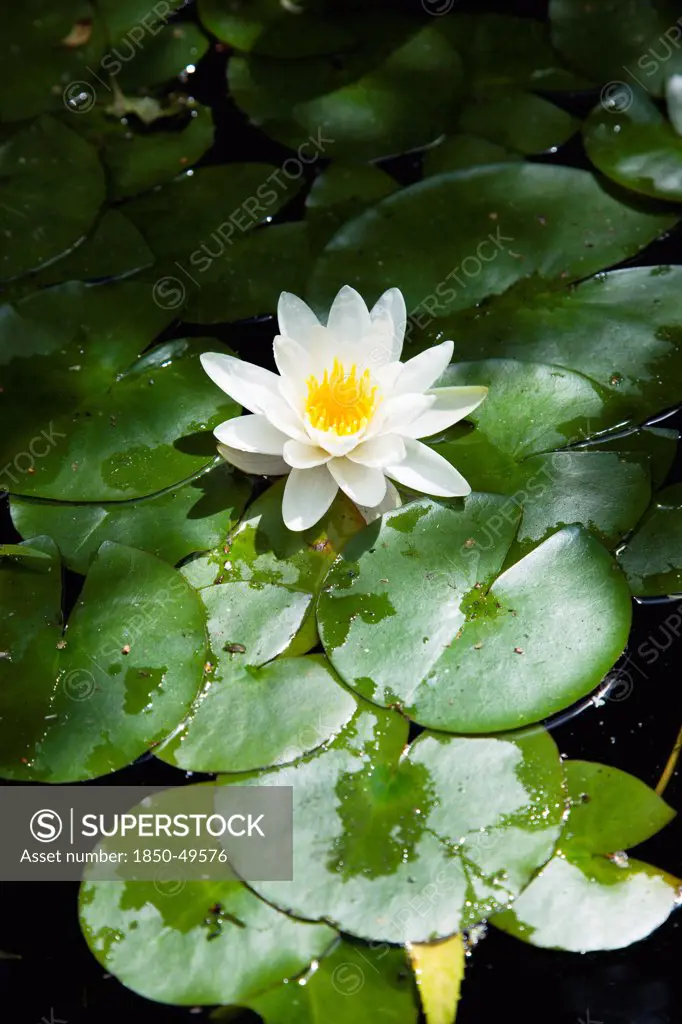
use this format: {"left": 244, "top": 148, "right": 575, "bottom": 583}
{"left": 492, "top": 753, "right": 680, "bottom": 951}
{"left": 491, "top": 850, "right": 680, "bottom": 952}
{"left": 617, "top": 483, "right": 682, "bottom": 596}
{"left": 422, "top": 134, "right": 522, "bottom": 178}
{"left": 96, "top": 0, "right": 185, "bottom": 43}
{"left": 6, "top": 338, "right": 240, "bottom": 502}
{"left": 0, "top": 116, "right": 106, "bottom": 280}
{"left": 305, "top": 163, "right": 399, "bottom": 247}
{"left": 0, "top": 280, "right": 176, "bottom": 475}
{"left": 123, "top": 163, "right": 301, "bottom": 263}
{"left": 549, "top": 0, "right": 682, "bottom": 96}
{"left": 30, "top": 210, "right": 154, "bottom": 286}
{"left": 429, "top": 359, "right": 652, "bottom": 554}
{"left": 422, "top": 266, "right": 682, "bottom": 427}
{"left": 0, "top": 539, "right": 207, "bottom": 782}
{"left": 156, "top": 571, "right": 358, "bottom": 773}
{"left": 157, "top": 650, "right": 357, "bottom": 774}
{"left": 182, "top": 222, "right": 314, "bottom": 324}
{"left": 228, "top": 938, "right": 418, "bottom": 1023}
{"left": 198, "top": 0, "right": 356, "bottom": 58}
{"left": 318, "top": 499, "right": 632, "bottom": 733}
{"left": 579, "top": 423, "right": 678, "bottom": 490}
{"left": 79, "top": 878, "right": 335, "bottom": 1005}
{"left": 104, "top": 106, "right": 215, "bottom": 200}
{"left": 307, "top": 165, "right": 675, "bottom": 319}
{"left": 10, "top": 461, "right": 250, "bottom": 575}
{"left": 584, "top": 87, "right": 682, "bottom": 201}
{"left": 239, "top": 709, "right": 565, "bottom": 943}
{"left": 183, "top": 479, "right": 365, "bottom": 652}
{"left": 443, "top": 13, "right": 590, "bottom": 91}
{"left": 115, "top": 22, "right": 209, "bottom": 92}
{"left": 564, "top": 761, "right": 676, "bottom": 854}
{"left": 458, "top": 91, "right": 579, "bottom": 155}
{"left": 228, "top": 18, "right": 463, "bottom": 161}
{"left": 0, "top": 2, "right": 107, "bottom": 122}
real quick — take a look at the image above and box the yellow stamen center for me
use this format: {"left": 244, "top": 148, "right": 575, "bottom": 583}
{"left": 305, "top": 358, "right": 378, "bottom": 436}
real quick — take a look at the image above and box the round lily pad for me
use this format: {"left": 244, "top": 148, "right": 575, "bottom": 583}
{"left": 6, "top": 339, "right": 240, "bottom": 502}
{"left": 458, "top": 91, "right": 578, "bottom": 155}
{"left": 550, "top": 0, "right": 682, "bottom": 96}
{"left": 0, "top": 539, "right": 207, "bottom": 782}
{"left": 10, "top": 461, "right": 250, "bottom": 575}
{"left": 307, "top": 165, "right": 675, "bottom": 318}
{"left": 79, "top": 878, "right": 335, "bottom": 1005}
{"left": 239, "top": 708, "right": 565, "bottom": 943}
{"left": 318, "top": 498, "right": 632, "bottom": 733}
{"left": 584, "top": 87, "right": 682, "bottom": 201}
{"left": 198, "top": 0, "right": 356, "bottom": 57}
{"left": 422, "top": 135, "right": 522, "bottom": 178}
{"left": 617, "top": 483, "right": 682, "bottom": 596}
{"left": 0, "top": 116, "right": 105, "bottom": 280}
{"left": 28, "top": 210, "right": 154, "bottom": 286}
{"left": 420, "top": 266, "right": 682, "bottom": 428}
{"left": 228, "top": 18, "right": 463, "bottom": 161}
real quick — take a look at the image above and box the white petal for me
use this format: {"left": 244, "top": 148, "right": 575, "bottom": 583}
{"left": 385, "top": 438, "right": 471, "bottom": 497}
{"left": 397, "top": 386, "right": 488, "bottom": 439}
{"left": 273, "top": 334, "right": 311, "bottom": 385}
{"left": 328, "top": 458, "right": 387, "bottom": 506}
{"left": 367, "top": 392, "right": 434, "bottom": 438}
{"left": 277, "top": 292, "right": 321, "bottom": 343}
{"left": 283, "top": 439, "right": 332, "bottom": 469}
{"left": 369, "top": 287, "right": 406, "bottom": 362}
{"left": 282, "top": 465, "right": 338, "bottom": 531}
{"left": 347, "top": 434, "right": 406, "bottom": 468}
{"left": 214, "top": 415, "right": 287, "bottom": 454}
{"left": 217, "top": 443, "right": 288, "bottom": 476}
{"left": 305, "top": 424, "right": 367, "bottom": 457}
{"left": 200, "top": 352, "right": 282, "bottom": 415}
{"left": 356, "top": 480, "right": 403, "bottom": 524}
{"left": 326, "top": 285, "right": 371, "bottom": 346}
{"left": 393, "top": 340, "right": 454, "bottom": 395}
{"left": 264, "top": 394, "right": 309, "bottom": 443}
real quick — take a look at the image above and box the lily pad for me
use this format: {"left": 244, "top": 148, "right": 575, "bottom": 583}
{"left": 0, "top": 539, "right": 207, "bottom": 782}
{"left": 0, "top": 280, "right": 176, "bottom": 474}
{"left": 123, "top": 163, "right": 301, "bottom": 262}
{"left": 584, "top": 87, "right": 682, "bottom": 202}
{"left": 96, "top": 0, "right": 185, "bottom": 44}
{"left": 549, "top": 0, "right": 682, "bottom": 96}
{"left": 458, "top": 91, "right": 579, "bottom": 155}
{"left": 183, "top": 479, "right": 365, "bottom": 652}
{"left": 422, "top": 266, "right": 682, "bottom": 427}
{"left": 422, "top": 135, "right": 522, "bottom": 178}
{"left": 0, "top": 2, "right": 106, "bottom": 122}
{"left": 115, "top": 22, "right": 209, "bottom": 92}
{"left": 0, "top": 116, "right": 106, "bottom": 280}
{"left": 492, "top": 755, "right": 680, "bottom": 951}
{"left": 564, "top": 761, "right": 676, "bottom": 854}
{"left": 491, "top": 851, "right": 680, "bottom": 952}
{"left": 6, "top": 338, "right": 240, "bottom": 502}
{"left": 79, "top": 878, "right": 335, "bottom": 1005}
{"left": 182, "top": 222, "right": 314, "bottom": 325}
{"left": 229, "top": 938, "right": 418, "bottom": 1023}
{"left": 617, "top": 483, "right": 682, "bottom": 596}
{"left": 318, "top": 498, "right": 632, "bottom": 733}
{"left": 307, "top": 165, "right": 676, "bottom": 318}
{"left": 239, "top": 709, "right": 565, "bottom": 943}
{"left": 10, "top": 461, "right": 250, "bottom": 575}
{"left": 30, "top": 210, "right": 154, "bottom": 286}
{"left": 156, "top": 650, "right": 358, "bottom": 774}
{"left": 443, "top": 13, "right": 589, "bottom": 91}
{"left": 156, "top": 571, "right": 359, "bottom": 773}
{"left": 198, "top": 0, "right": 356, "bottom": 58}
{"left": 305, "top": 164, "right": 399, "bottom": 247}
{"left": 228, "top": 18, "right": 463, "bottom": 161}
{"left": 104, "top": 106, "right": 215, "bottom": 200}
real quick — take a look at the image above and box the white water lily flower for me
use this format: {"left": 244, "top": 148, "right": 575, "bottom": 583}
{"left": 200, "top": 286, "right": 487, "bottom": 531}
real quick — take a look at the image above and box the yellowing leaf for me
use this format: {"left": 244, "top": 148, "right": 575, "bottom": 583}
{"left": 407, "top": 934, "right": 465, "bottom": 1024}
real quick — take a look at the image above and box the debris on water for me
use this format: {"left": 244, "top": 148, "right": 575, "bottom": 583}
{"left": 606, "top": 851, "right": 629, "bottom": 868}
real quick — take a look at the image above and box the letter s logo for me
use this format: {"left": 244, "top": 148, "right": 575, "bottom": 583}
{"left": 30, "top": 809, "right": 63, "bottom": 843}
